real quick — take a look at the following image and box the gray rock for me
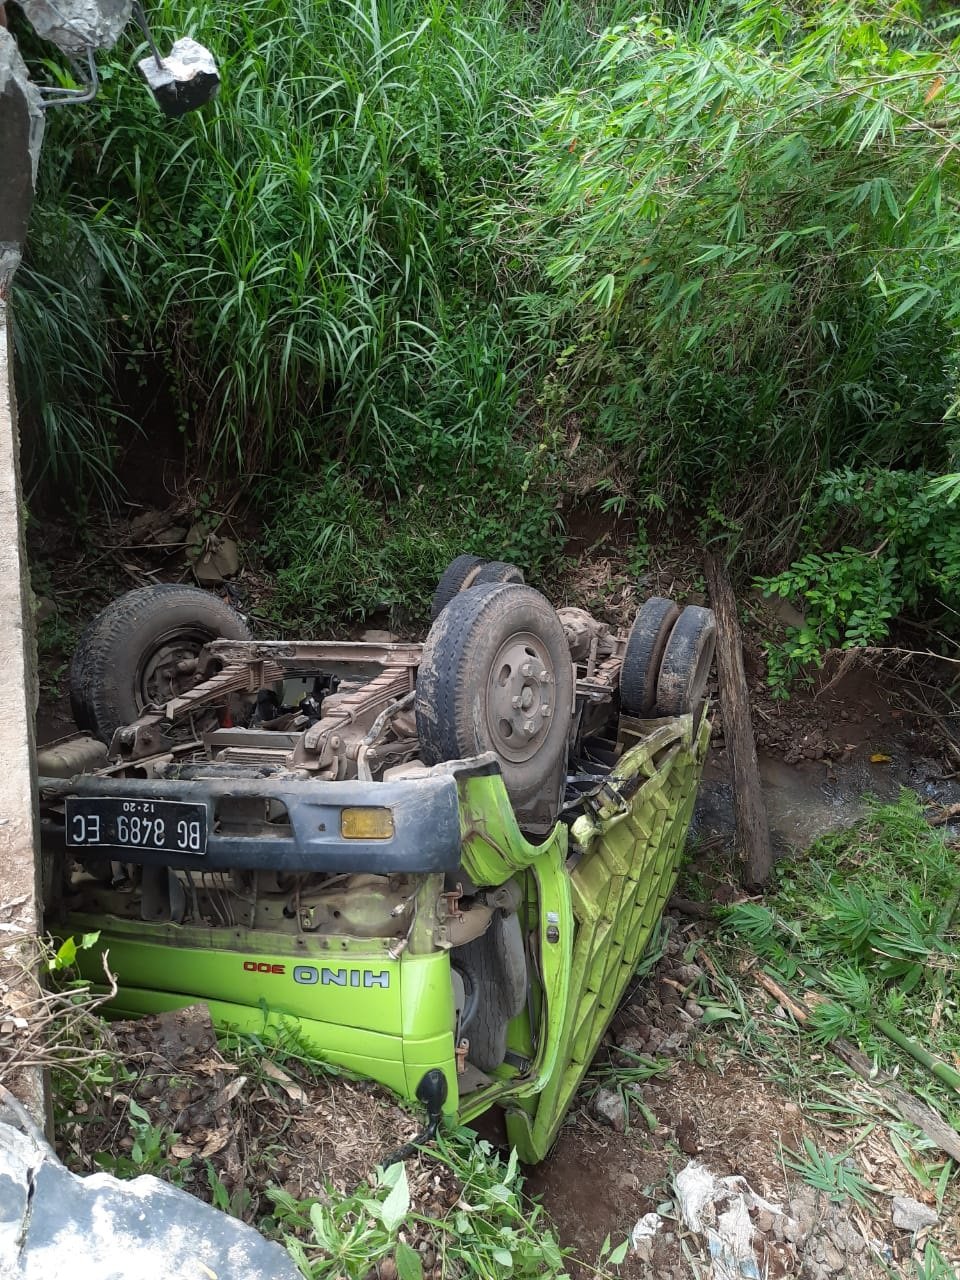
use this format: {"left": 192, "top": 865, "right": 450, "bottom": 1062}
{"left": 827, "top": 1217, "right": 866, "bottom": 1254}
{"left": 684, "top": 999, "right": 705, "bottom": 1020}
{"left": 789, "top": 1189, "right": 819, "bottom": 1238}
{"left": 780, "top": 1215, "right": 802, "bottom": 1243}
{"left": 754, "top": 1207, "right": 776, "bottom": 1234}
{"left": 633, "top": 1237, "right": 653, "bottom": 1263}
{"left": 819, "top": 1239, "right": 845, "bottom": 1273}
{"left": 891, "top": 1195, "right": 937, "bottom": 1232}
{"left": 0, "top": 1116, "right": 300, "bottom": 1280}
{"left": 675, "top": 964, "right": 703, "bottom": 985}
{"left": 592, "top": 1087, "right": 627, "bottom": 1133}
{"left": 645, "top": 1026, "right": 667, "bottom": 1052}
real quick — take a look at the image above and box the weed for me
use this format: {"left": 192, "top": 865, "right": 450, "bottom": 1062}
{"left": 757, "top": 468, "right": 960, "bottom": 692}
{"left": 502, "top": 3, "right": 959, "bottom": 556}
{"left": 35, "top": 611, "right": 79, "bottom": 700}
{"left": 258, "top": 465, "right": 563, "bottom": 628}
{"left": 583, "top": 1050, "right": 671, "bottom": 1134}
{"left": 783, "top": 1136, "right": 879, "bottom": 1208}
{"left": 705, "top": 792, "right": 960, "bottom": 1256}
{"left": 93, "top": 1098, "right": 191, "bottom": 1184}
{"left": 17, "top": 0, "right": 621, "bottom": 491}
{"left": 911, "top": 1241, "right": 958, "bottom": 1280}
{"left": 270, "top": 1130, "right": 568, "bottom": 1280}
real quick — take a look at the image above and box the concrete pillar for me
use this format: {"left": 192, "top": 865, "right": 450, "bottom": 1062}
{"left": 0, "top": 21, "right": 45, "bottom": 1125}
{"left": 0, "top": 299, "right": 44, "bottom": 1124}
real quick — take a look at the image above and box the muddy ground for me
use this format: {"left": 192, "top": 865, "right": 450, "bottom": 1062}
{"left": 30, "top": 506, "right": 960, "bottom": 1279}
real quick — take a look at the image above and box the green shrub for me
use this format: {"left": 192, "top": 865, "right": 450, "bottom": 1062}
{"left": 757, "top": 467, "right": 960, "bottom": 691}
{"left": 499, "top": 1, "right": 960, "bottom": 545}
{"left": 258, "top": 460, "right": 563, "bottom": 628}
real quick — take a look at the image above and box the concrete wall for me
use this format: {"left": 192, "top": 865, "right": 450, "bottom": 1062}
{"left": 0, "top": 299, "right": 44, "bottom": 1123}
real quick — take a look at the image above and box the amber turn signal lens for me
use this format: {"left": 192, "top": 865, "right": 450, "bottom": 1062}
{"left": 340, "top": 807, "right": 395, "bottom": 840}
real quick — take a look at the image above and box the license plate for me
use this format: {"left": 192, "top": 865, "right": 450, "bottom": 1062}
{"left": 65, "top": 797, "right": 207, "bottom": 856}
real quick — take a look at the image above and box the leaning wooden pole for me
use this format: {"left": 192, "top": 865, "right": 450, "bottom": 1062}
{"left": 704, "top": 553, "right": 773, "bottom": 888}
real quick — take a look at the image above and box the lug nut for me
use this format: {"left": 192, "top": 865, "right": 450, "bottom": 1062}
{"left": 511, "top": 695, "right": 522, "bottom": 709}
{"left": 523, "top": 719, "right": 537, "bottom": 735}
{"left": 541, "top": 705, "right": 552, "bottom": 717}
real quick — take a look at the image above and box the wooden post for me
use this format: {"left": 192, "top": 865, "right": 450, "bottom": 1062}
{"left": 0, "top": 298, "right": 45, "bottom": 1124}
{"left": 704, "top": 553, "right": 773, "bottom": 888}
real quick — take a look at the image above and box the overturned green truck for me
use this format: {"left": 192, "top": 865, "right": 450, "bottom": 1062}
{"left": 39, "top": 560, "right": 714, "bottom": 1162}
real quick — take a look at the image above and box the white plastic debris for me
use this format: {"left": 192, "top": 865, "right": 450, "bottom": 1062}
{"left": 630, "top": 1212, "right": 663, "bottom": 1248}
{"left": 674, "top": 1160, "right": 784, "bottom": 1280}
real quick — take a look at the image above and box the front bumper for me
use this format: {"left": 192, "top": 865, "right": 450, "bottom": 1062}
{"left": 40, "top": 772, "right": 462, "bottom": 874}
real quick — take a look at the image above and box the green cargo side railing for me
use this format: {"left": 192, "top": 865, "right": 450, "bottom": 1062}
{"left": 456, "top": 711, "right": 709, "bottom": 1162}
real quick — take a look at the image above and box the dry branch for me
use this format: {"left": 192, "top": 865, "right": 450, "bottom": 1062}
{"left": 0, "top": 945, "right": 118, "bottom": 1086}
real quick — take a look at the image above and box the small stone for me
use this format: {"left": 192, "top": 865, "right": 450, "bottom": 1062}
{"left": 675, "top": 1116, "right": 699, "bottom": 1156}
{"left": 820, "top": 1239, "right": 845, "bottom": 1272}
{"left": 684, "top": 1000, "right": 704, "bottom": 1020}
{"left": 616, "top": 1030, "right": 648, "bottom": 1054}
{"left": 592, "top": 1087, "right": 627, "bottom": 1133}
{"left": 675, "top": 963, "right": 703, "bottom": 985}
{"left": 828, "top": 1218, "right": 866, "bottom": 1254}
{"left": 789, "top": 1190, "right": 818, "bottom": 1238}
{"left": 645, "top": 1026, "right": 667, "bottom": 1052}
{"left": 754, "top": 1208, "right": 776, "bottom": 1234}
{"left": 781, "top": 1216, "right": 802, "bottom": 1243}
{"left": 633, "top": 1238, "right": 653, "bottom": 1263}
{"left": 891, "top": 1196, "right": 937, "bottom": 1232}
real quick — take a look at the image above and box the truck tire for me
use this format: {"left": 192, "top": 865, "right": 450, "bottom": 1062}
{"left": 619, "top": 596, "right": 681, "bottom": 717}
{"left": 454, "top": 911, "right": 527, "bottom": 1073}
{"left": 655, "top": 605, "right": 717, "bottom": 718}
{"left": 68, "top": 612, "right": 109, "bottom": 733}
{"left": 70, "top": 584, "right": 252, "bottom": 743}
{"left": 471, "top": 560, "right": 524, "bottom": 588}
{"left": 416, "top": 583, "right": 573, "bottom": 822}
{"left": 430, "top": 554, "right": 485, "bottom": 622}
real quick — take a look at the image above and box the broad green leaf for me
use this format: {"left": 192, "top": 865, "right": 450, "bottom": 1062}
{"left": 395, "top": 1241, "right": 423, "bottom": 1280}
{"left": 888, "top": 289, "right": 931, "bottom": 321}
{"left": 380, "top": 1165, "right": 411, "bottom": 1234}
{"left": 701, "top": 1006, "right": 741, "bottom": 1024}
{"left": 609, "top": 1239, "right": 630, "bottom": 1265}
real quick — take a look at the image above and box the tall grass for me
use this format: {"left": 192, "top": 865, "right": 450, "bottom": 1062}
{"left": 18, "top": 0, "right": 627, "bottom": 491}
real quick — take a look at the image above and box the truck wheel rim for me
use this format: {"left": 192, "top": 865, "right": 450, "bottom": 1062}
{"left": 137, "top": 627, "right": 214, "bottom": 710}
{"left": 484, "top": 630, "right": 555, "bottom": 763}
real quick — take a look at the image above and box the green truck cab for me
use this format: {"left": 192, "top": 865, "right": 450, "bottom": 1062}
{"left": 40, "top": 564, "right": 714, "bottom": 1162}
